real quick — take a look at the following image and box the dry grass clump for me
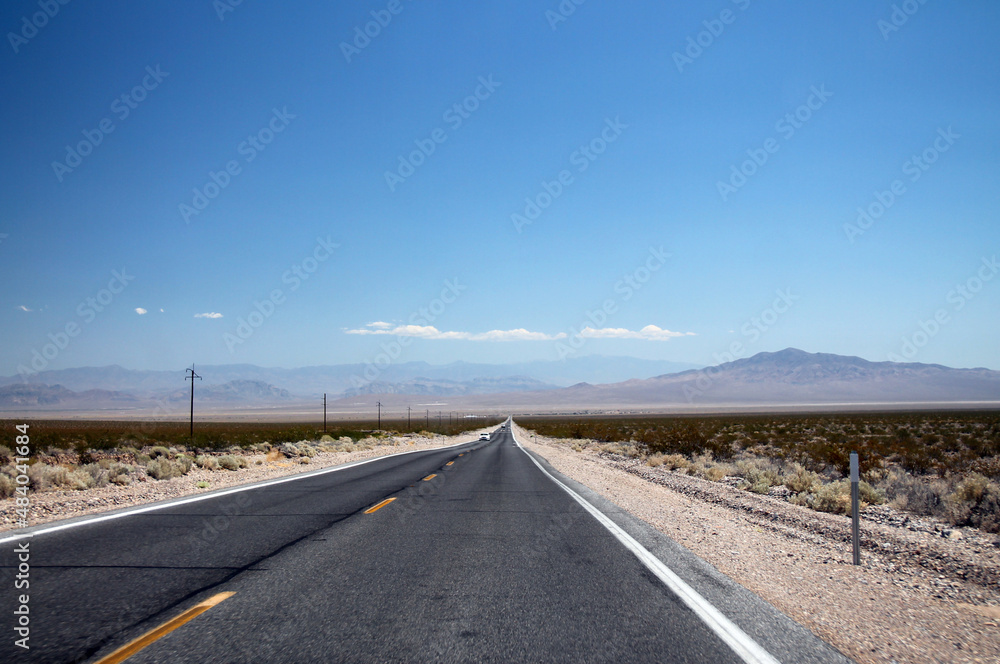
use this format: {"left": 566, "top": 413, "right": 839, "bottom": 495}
{"left": 217, "top": 455, "right": 248, "bottom": 471}
{"left": 279, "top": 442, "right": 317, "bottom": 458}
{"left": 783, "top": 463, "right": 821, "bottom": 493}
{"left": 946, "top": 473, "right": 1000, "bottom": 532}
{"left": 883, "top": 471, "right": 1000, "bottom": 533}
{"left": 145, "top": 457, "right": 193, "bottom": 480}
{"left": 0, "top": 473, "right": 15, "bottom": 498}
{"left": 195, "top": 454, "right": 219, "bottom": 470}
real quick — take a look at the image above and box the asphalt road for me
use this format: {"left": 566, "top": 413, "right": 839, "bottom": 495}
{"left": 2, "top": 425, "right": 853, "bottom": 663}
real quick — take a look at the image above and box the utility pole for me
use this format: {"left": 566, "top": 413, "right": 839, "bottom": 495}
{"left": 185, "top": 365, "right": 201, "bottom": 438}
{"left": 323, "top": 393, "right": 327, "bottom": 433}
{"left": 407, "top": 406, "right": 411, "bottom": 429}
{"left": 377, "top": 401, "right": 381, "bottom": 431}
{"left": 425, "top": 409, "right": 429, "bottom": 428}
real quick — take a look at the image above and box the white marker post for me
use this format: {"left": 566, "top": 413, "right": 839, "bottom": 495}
{"left": 850, "top": 451, "right": 860, "bottom": 565}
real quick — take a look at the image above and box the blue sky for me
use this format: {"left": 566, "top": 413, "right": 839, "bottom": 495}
{"left": 1, "top": 0, "right": 998, "bottom": 376}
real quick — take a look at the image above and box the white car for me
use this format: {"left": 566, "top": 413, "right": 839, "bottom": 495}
{"left": 479, "top": 433, "right": 490, "bottom": 440}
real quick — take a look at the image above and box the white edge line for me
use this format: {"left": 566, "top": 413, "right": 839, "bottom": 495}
{"left": 0, "top": 437, "right": 476, "bottom": 546}
{"left": 510, "top": 422, "right": 781, "bottom": 664}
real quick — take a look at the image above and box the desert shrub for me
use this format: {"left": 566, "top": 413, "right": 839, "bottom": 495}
{"left": 176, "top": 455, "right": 194, "bottom": 474}
{"left": 882, "top": 470, "right": 947, "bottom": 515}
{"left": 108, "top": 463, "right": 132, "bottom": 485}
{"left": 64, "top": 468, "right": 96, "bottom": 490}
{"left": 788, "top": 492, "right": 812, "bottom": 507}
{"left": 0, "top": 445, "right": 12, "bottom": 462}
{"left": 703, "top": 465, "right": 727, "bottom": 482}
{"left": 148, "top": 446, "right": 170, "bottom": 459}
{"left": 859, "top": 480, "right": 886, "bottom": 506}
{"left": 660, "top": 454, "right": 691, "bottom": 471}
{"left": 0, "top": 473, "right": 14, "bottom": 498}
{"left": 813, "top": 479, "right": 852, "bottom": 515}
{"left": 146, "top": 458, "right": 186, "bottom": 480}
{"left": 28, "top": 464, "right": 64, "bottom": 490}
{"left": 279, "top": 442, "right": 316, "bottom": 458}
{"left": 945, "top": 473, "right": 1000, "bottom": 533}
{"left": 195, "top": 455, "right": 218, "bottom": 470}
{"left": 813, "top": 479, "right": 884, "bottom": 515}
{"left": 783, "top": 463, "right": 820, "bottom": 493}
{"left": 736, "top": 459, "right": 780, "bottom": 494}
{"left": 81, "top": 463, "right": 110, "bottom": 488}
{"left": 646, "top": 453, "right": 665, "bottom": 467}
{"left": 217, "top": 455, "right": 247, "bottom": 471}
{"left": 135, "top": 453, "right": 151, "bottom": 465}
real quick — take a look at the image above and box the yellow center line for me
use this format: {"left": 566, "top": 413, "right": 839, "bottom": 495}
{"left": 364, "top": 497, "right": 396, "bottom": 514}
{"left": 459, "top": 453, "right": 464, "bottom": 456}
{"left": 422, "top": 474, "right": 436, "bottom": 481}
{"left": 95, "top": 592, "right": 235, "bottom": 664}
{"left": 446, "top": 461, "right": 454, "bottom": 466}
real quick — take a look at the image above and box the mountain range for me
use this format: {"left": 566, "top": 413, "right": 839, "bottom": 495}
{"left": 0, "top": 356, "right": 698, "bottom": 398}
{"left": 2, "top": 350, "right": 998, "bottom": 414}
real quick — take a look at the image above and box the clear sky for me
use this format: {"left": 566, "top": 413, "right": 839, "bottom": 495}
{"left": 2, "top": 0, "right": 998, "bottom": 376}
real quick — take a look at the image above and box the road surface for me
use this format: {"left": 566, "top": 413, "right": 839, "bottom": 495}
{"left": 2, "top": 424, "right": 852, "bottom": 663}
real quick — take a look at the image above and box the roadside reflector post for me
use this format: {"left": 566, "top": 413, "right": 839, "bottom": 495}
{"left": 850, "top": 451, "right": 860, "bottom": 566}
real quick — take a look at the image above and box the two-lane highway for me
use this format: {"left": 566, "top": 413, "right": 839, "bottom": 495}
{"left": 2, "top": 425, "right": 849, "bottom": 663}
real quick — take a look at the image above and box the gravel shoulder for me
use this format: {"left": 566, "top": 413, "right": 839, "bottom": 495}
{"left": 0, "top": 431, "right": 481, "bottom": 533}
{"left": 514, "top": 423, "right": 1000, "bottom": 664}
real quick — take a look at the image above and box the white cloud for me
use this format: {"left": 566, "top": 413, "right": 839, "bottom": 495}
{"left": 135, "top": 308, "right": 148, "bottom": 315}
{"left": 194, "top": 312, "right": 223, "bottom": 319}
{"left": 578, "top": 325, "right": 696, "bottom": 340}
{"left": 344, "top": 323, "right": 694, "bottom": 342}
{"left": 345, "top": 324, "right": 567, "bottom": 341}
{"left": 16, "top": 305, "right": 33, "bottom": 312}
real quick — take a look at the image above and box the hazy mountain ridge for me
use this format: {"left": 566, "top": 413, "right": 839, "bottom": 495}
{"left": 0, "top": 356, "right": 700, "bottom": 397}
{"left": 4, "top": 350, "right": 998, "bottom": 412}
{"left": 343, "top": 375, "right": 555, "bottom": 397}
